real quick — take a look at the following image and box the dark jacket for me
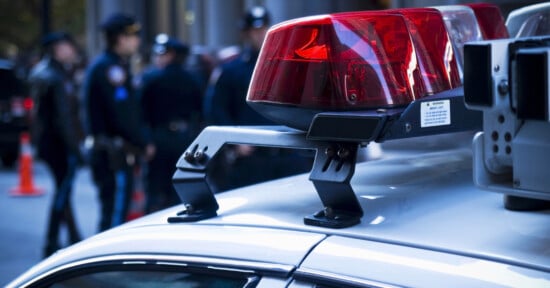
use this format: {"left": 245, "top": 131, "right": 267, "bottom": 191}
{"left": 140, "top": 62, "right": 203, "bottom": 156}
{"left": 140, "top": 62, "right": 202, "bottom": 130}
{"left": 203, "top": 46, "right": 272, "bottom": 125}
{"left": 84, "top": 50, "right": 147, "bottom": 151}
{"left": 29, "top": 57, "right": 81, "bottom": 159}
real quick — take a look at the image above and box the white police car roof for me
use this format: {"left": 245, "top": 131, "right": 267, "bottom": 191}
{"left": 11, "top": 133, "right": 549, "bottom": 287}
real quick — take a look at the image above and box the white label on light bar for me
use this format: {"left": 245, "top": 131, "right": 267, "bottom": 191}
{"left": 420, "top": 100, "right": 451, "bottom": 127}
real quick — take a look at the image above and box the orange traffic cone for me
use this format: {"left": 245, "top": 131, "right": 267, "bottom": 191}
{"left": 10, "top": 132, "right": 44, "bottom": 196}
{"left": 126, "top": 165, "right": 145, "bottom": 221}
{"left": 127, "top": 189, "right": 145, "bottom": 221}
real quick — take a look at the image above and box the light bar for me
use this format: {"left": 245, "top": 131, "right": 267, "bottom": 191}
{"left": 248, "top": 9, "right": 461, "bottom": 130}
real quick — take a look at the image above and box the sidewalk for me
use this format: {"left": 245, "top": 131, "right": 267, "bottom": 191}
{"left": 0, "top": 161, "right": 98, "bottom": 285}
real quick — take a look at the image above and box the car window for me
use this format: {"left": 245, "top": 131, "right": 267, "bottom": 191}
{"left": 28, "top": 262, "right": 260, "bottom": 288}
{"left": 289, "top": 280, "right": 383, "bottom": 288}
{"left": 50, "top": 270, "right": 250, "bottom": 288}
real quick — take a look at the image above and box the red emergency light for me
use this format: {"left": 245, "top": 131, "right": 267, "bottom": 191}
{"left": 465, "top": 3, "right": 509, "bottom": 39}
{"left": 247, "top": 9, "right": 463, "bottom": 130}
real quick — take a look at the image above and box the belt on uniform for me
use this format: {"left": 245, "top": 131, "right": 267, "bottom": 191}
{"left": 87, "top": 135, "right": 123, "bottom": 150}
{"left": 88, "top": 135, "right": 141, "bottom": 153}
{"left": 86, "top": 135, "right": 140, "bottom": 166}
{"left": 156, "top": 120, "right": 189, "bottom": 132}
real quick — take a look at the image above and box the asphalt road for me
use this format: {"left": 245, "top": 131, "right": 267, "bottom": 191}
{"left": 0, "top": 160, "right": 99, "bottom": 285}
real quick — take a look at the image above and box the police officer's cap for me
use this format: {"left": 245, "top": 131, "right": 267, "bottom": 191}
{"left": 240, "top": 6, "right": 271, "bottom": 30}
{"left": 41, "top": 32, "right": 74, "bottom": 49}
{"left": 152, "top": 34, "right": 189, "bottom": 57}
{"left": 101, "top": 13, "right": 141, "bottom": 36}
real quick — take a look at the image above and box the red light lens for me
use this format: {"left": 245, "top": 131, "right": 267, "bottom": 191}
{"left": 247, "top": 8, "right": 466, "bottom": 129}
{"left": 248, "top": 12, "right": 424, "bottom": 110}
{"left": 465, "top": 3, "right": 509, "bottom": 39}
{"left": 389, "top": 8, "right": 461, "bottom": 94}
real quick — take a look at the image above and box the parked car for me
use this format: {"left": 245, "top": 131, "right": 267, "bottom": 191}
{"left": 0, "top": 59, "right": 32, "bottom": 167}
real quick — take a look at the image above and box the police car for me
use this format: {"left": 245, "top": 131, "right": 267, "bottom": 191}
{"left": 8, "top": 3, "right": 550, "bottom": 287}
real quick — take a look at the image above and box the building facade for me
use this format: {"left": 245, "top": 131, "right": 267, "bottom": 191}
{"left": 85, "top": 0, "right": 541, "bottom": 64}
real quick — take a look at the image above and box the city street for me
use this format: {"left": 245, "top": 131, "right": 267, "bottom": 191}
{"left": 0, "top": 160, "right": 99, "bottom": 285}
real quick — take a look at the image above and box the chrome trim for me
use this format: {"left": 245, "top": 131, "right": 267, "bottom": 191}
{"left": 122, "top": 261, "right": 147, "bottom": 265}
{"left": 156, "top": 261, "right": 188, "bottom": 267}
{"left": 207, "top": 266, "right": 256, "bottom": 274}
{"left": 20, "top": 254, "right": 294, "bottom": 287}
{"left": 295, "top": 267, "right": 402, "bottom": 288}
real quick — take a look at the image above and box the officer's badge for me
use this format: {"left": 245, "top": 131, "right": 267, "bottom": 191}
{"left": 114, "top": 86, "right": 129, "bottom": 101}
{"left": 107, "top": 65, "right": 126, "bottom": 86}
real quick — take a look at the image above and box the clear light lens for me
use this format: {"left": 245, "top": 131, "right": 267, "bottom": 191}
{"left": 434, "top": 5, "right": 483, "bottom": 80}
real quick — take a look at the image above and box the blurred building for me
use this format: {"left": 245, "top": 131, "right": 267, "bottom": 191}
{"left": 85, "top": 0, "right": 542, "bottom": 60}
{"left": 86, "top": 0, "right": 381, "bottom": 58}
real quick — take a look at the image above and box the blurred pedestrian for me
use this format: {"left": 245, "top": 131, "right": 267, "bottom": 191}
{"left": 84, "top": 13, "right": 155, "bottom": 231}
{"left": 140, "top": 34, "right": 202, "bottom": 213}
{"left": 28, "top": 32, "right": 83, "bottom": 257}
{"left": 203, "top": 6, "right": 312, "bottom": 191}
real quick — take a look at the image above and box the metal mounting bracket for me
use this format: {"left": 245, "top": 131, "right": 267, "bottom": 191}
{"left": 305, "top": 142, "right": 362, "bottom": 228}
{"left": 168, "top": 126, "right": 364, "bottom": 228}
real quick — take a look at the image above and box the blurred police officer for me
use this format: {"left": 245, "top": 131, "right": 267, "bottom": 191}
{"left": 204, "top": 6, "right": 271, "bottom": 126}
{"left": 84, "top": 13, "right": 155, "bottom": 231}
{"left": 29, "top": 32, "right": 83, "bottom": 257}
{"left": 204, "top": 6, "right": 311, "bottom": 191}
{"left": 140, "top": 34, "right": 202, "bottom": 213}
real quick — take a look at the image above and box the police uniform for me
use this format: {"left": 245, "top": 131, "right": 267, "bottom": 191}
{"left": 140, "top": 36, "right": 203, "bottom": 213}
{"left": 29, "top": 32, "right": 82, "bottom": 257}
{"left": 204, "top": 46, "right": 270, "bottom": 126}
{"left": 204, "top": 6, "right": 273, "bottom": 126}
{"left": 84, "top": 14, "right": 147, "bottom": 231}
{"left": 203, "top": 7, "right": 312, "bottom": 191}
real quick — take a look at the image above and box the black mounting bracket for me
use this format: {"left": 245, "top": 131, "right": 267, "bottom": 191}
{"left": 305, "top": 142, "right": 362, "bottom": 228}
{"left": 168, "top": 126, "right": 363, "bottom": 228}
